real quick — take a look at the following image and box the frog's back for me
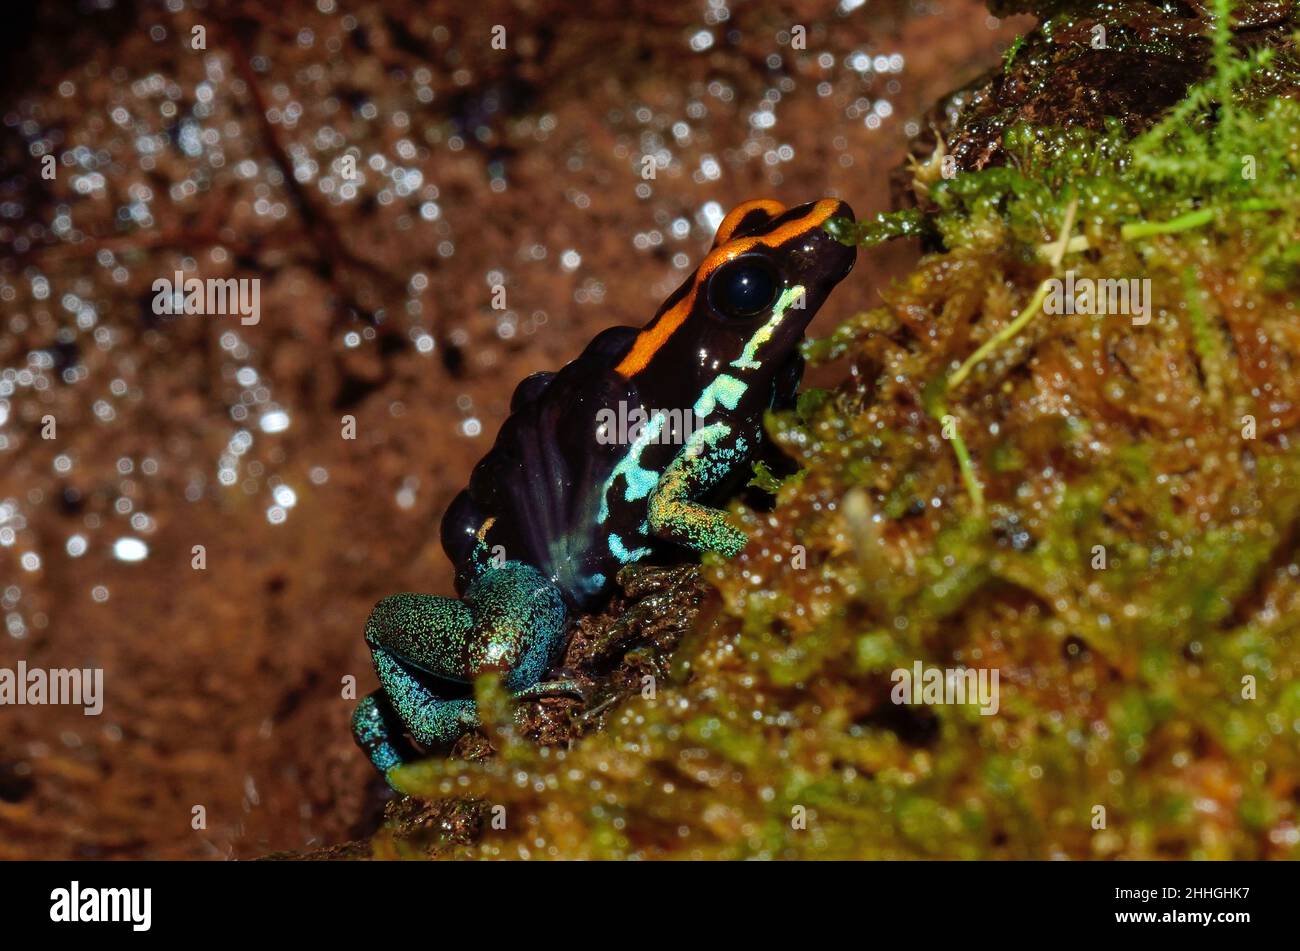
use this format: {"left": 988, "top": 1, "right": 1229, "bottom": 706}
{"left": 439, "top": 326, "right": 650, "bottom": 609}
{"left": 438, "top": 198, "right": 857, "bottom": 610}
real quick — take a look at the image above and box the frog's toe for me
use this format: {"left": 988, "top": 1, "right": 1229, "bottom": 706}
{"left": 351, "top": 691, "right": 417, "bottom": 777}
{"left": 511, "top": 672, "right": 590, "bottom": 703}
{"left": 371, "top": 649, "right": 480, "bottom": 747}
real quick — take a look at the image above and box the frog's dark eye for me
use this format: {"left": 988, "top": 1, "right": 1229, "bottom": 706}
{"left": 707, "top": 256, "right": 780, "bottom": 320}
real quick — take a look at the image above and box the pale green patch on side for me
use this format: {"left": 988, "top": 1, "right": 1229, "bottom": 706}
{"left": 598, "top": 411, "right": 667, "bottom": 523}
{"left": 694, "top": 373, "right": 747, "bottom": 419}
{"left": 608, "top": 533, "right": 652, "bottom": 564}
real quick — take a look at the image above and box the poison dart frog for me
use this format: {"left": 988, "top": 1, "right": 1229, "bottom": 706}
{"left": 353, "top": 198, "right": 856, "bottom": 779}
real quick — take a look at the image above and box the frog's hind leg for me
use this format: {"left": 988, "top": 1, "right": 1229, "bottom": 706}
{"left": 351, "top": 690, "right": 423, "bottom": 775}
{"left": 354, "top": 562, "right": 571, "bottom": 776}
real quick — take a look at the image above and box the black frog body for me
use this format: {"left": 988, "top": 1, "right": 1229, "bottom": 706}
{"left": 352, "top": 198, "right": 856, "bottom": 779}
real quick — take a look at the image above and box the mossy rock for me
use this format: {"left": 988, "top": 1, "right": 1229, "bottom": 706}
{"left": 899, "top": 0, "right": 1297, "bottom": 184}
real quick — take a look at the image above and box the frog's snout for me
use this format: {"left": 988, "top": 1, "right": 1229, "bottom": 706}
{"left": 823, "top": 200, "right": 857, "bottom": 283}
{"left": 790, "top": 199, "right": 856, "bottom": 288}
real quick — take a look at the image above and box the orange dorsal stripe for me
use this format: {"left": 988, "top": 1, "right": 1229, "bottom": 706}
{"left": 614, "top": 198, "right": 842, "bottom": 378}
{"left": 712, "top": 198, "right": 787, "bottom": 247}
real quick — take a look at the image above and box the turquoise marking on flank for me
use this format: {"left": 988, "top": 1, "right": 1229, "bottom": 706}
{"left": 693, "top": 373, "right": 747, "bottom": 419}
{"left": 598, "top": 411, "right": 667, "bottom": 522}
{"left": 679, "top": 421, "right": 732, "bottom": 464}
{"left": 566, "top": 569, "right": 606, "bottom": 602}
{"left": 608, "top": 533, "right": 652, "bottom": 563}
{"left": 622, "top": 460, "right": 660, "bottom": 501}
{"left": 731, "top": 284, "right": 805, "bottom": 371}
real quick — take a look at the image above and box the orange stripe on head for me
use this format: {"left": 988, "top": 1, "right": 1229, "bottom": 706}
{"left": 711, "top": 199, "right": 786, "bottom": 248}
{"left": 615, "top": 198, "right": 843, "bottom": 378}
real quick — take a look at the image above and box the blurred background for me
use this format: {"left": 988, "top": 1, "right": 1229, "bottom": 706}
{"left": 0, "top": 0, "right": 1023, "bottom": 858}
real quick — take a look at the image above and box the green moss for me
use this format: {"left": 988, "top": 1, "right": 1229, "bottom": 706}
{"left": 823, "top": 208, "right": 927, "bottom": 248}
{"left": 1003, "top": 33, "right": 1027, "bottom": 74}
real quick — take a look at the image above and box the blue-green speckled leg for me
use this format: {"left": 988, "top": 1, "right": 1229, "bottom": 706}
{"left": 351, "top": 691, "right": 420, "bottom": 775}
{"left": 647, "top": 422, "right": 750, "bottom": 557}
{"left": 352, "top": 561, "right": 571, "bottom": 779}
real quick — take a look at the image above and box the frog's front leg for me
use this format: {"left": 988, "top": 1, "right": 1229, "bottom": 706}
{"left": 647, "top": 422, "right": 750, "bottom": 558}
{"left": 351, "top": 561, "right": 570, "bottom": 780}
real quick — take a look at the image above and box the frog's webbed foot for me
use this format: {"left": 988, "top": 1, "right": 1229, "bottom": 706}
{"left": 351, "top": 690, "right": 428, "bottom": 775}
{"left": 351, "top": 679, "right": 585, "bottom": 781}
{"left": 511, "top": 676, "right": 589, "bottom": 702}
{"left": 352, "top": 561, "right": 569, "bottom": 782}
{"left": 647, "top": 423, "right": 748, "bottom": 557}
